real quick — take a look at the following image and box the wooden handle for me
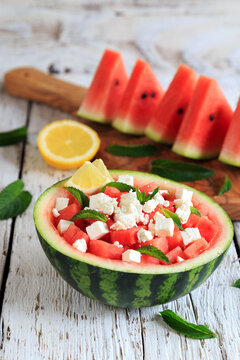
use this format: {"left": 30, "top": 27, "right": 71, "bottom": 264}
{"left": 4, "top": 67, "right": 87, "bottom": 116}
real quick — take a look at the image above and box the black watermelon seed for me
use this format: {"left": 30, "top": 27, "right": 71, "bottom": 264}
{"left": 151, "top": 92, "right": 156, "bottom": 98}
{"left": 178, "top": 108, "right": 184, "bottom": 114}
{"left": 115, "top": 80, "right": 119, "bottom": 86}
{"left": 48, "top": 63, "right": 60, "bottom": 74}
{"left": 141, "top": 93, "right": 147, "bottom": 99}
{"left": 209, "top": 114, "right": 214, "bottom": 121}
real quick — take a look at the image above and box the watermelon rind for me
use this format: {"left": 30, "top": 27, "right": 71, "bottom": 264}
{"left": 33, "top": 170, "right": 233, "bottom": 308}
{"left": 112, "top": 118, "right": 145, "bottom": 135}
{"left": 172, "top": 141, "right": 219, "bottom": 160}
{"left": 219, "top": 152, "right": 240, "bottom": 167}
{"left": 77, "top": 109, "right": 110, "bottom": 124}
{"left": 145, "top": 126, "right": 172, "bottom": 145}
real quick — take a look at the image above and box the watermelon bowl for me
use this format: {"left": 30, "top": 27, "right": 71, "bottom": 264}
{"left": 33, "top": 170, "right": 233, "bottom": 308}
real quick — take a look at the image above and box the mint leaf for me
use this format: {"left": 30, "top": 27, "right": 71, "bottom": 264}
{"left": 136, "top": 245, "right": 171, "bottom": 263}
{"left": 70, "top": 209, "right": 107, "bottom": 222}
{"left": 151, "top": 159, "right": 214, "bottom": 181}
{"left": 161, "top": 208, "right": 184, "bottom": 231}
{"left": 145, "top": 187, "right": 159, "bottom": 202}
{"left": 0, "top": 179, "right": 32, "bottom": 219}
{"left": 0, "top": 126, "right": 27, "bottom": 146}
{"left": 160, "top": 310, "right": 216, "bottom": 339}
{"left": 190, "top": 206, "right": 201, "bottom": 217}
{"left": 232, "top": 279, "right": 240, "bottom": 288}
{"left": 135, "top": 186, "right": 159, "bottom": 204}
{"left": 65, "top": 186, "right": 89, "bottom": 209}
{"left": 106, "top": 144, "right": 158, "bottom": 157}
{"left": 218, "top": 176, "right": 232, "bottom": 195}
{"left": 100, "top": 181, "right": 134, "bottom": 193}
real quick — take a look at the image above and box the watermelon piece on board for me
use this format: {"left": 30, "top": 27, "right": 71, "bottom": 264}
{"left": 172, "top": 75, "right": 233, "bottom": 159}
{"left": 77, "top": 49, "right": 128, "bottom": 123}
{"left": 219, "top": 97, "right": 240, "bottom": 166}
{"left": 112, "top": 59, "right": 165, "bottom": 135}
{"left": 145, "top": 64, "right": 197, "bottom": 144}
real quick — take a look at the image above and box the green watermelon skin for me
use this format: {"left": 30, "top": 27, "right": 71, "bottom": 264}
{"left": 33, "top": 171, "right": 233, "bottom": 308}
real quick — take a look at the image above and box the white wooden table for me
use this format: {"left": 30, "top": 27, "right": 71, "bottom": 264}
{"left": 0, "top": 1, "right": 240, "bottom": 359}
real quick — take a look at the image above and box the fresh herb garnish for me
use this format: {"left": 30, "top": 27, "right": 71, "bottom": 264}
{"left": 70, "top": 209, "right": 107, "bottom": 222}
{"left": 0, "top": 179, "right": 32, "bottom": 220}
{"left": 65, "top": 186, "right": 89, "bottom": 209}
{"left": 218, "top": 176, "right": 232, "bottom": 195}
{"left": 190, "top": 206, "right": 201, "bottom": 217}
{"left": 0, "top": 126, "right": 27, "bottom": 146}
{"left": 161, "top": 208, "right": 184, "bottom": 231}
{"left": 100, "top": 181, "right": 134, "bottom": 193}
{"left": 232, "top": 279, "right": 240, "bottom": 288}
{"left": 106, "top": 144, "right": 158, "bottom": 157}
{"left": 151, "top": 159, "right": 214, "bottom": 182}
{"left": 160, "top": 310, "right": 216, "bottom": 339}
{"left": 136, "top": 245, "right": 171, "bottom": 263}
{"left": 135, "top": 186, "right": 159, "bottom": 205}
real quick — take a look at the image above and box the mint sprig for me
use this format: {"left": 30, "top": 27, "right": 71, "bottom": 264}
{"left": 70, "top": 209, "right": 107, "bottom": 222}
{"left": 0, "top": 179, "right": 32, "bottom": 219}
{"left": 135, "top": 186, "right": 159, "bottom": 205}
{"left": 160, "top": 310, "right": 216, "bottom": 339}
{"left": 218, "top": 175, "right": 232, "bottom": 195}
{"left": 161, "top": 208, "right": 184, "bottom": 231}
{"left": 100, "top": 181, "right": 134, "bottom": 193}
{"left": 65, "top": 186, "right": 89, "bottom": 209}
{"left": 190, "top": 206, "right": 201, "bottom": 217}
{"left": 136, "top": 245, "right": 171, "bottom": 263}
{"left": 106, "top": 144, "right": 158, "bottom": 157}
{"left": 0, "top": 126, "right": 27, "bottom": 146}
{"left": 232, "top": 279, "right": 240, "bottom": 288}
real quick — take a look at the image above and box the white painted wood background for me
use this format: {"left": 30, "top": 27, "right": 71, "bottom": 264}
{"left": 0, "top": 1, "right": 240, "bottom": 359}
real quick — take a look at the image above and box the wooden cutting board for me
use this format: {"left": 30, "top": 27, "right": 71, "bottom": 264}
{"left": 4, "top": 67, "right": 240, "bottom": 220}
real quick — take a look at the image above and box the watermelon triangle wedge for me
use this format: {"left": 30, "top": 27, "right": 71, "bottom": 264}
{"left": 112, "top": 59, "right": 165, "bottom": 135}
{"left": 172, "top": 75, "right": 233, "bottom": 159}
{"left": 145, "top": 64, "right": 197, "bottom": 144}
{"left": 77, "top": 49, "right": 128, "bottom": 123}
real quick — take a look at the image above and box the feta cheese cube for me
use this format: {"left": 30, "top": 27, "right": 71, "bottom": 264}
{"left": 155, "top": 218, "right": 174, "bottom": 237}
{"left": 159, "top": 190, "right": 169, "bottom": 195}
{"left": 52, "top": 208, "right": 60, "bottom": 217}
{"left": 154, "top": 212, "right": 165, "bottom": 221}
{"left": 148, "top": 219, "right": 155, "bottom": 236}
{"left": 86, "top": 221, "right": 109, "bottom": 240}
{"left": 142, "top": 199, "right": 158, "bottom": 213}
{"left": 175, "top": 188, "right": 193, "bottom": 203}
{"left": 112, "top": 210, "right": 137, "bottom": 230}
{"left": 181, "top": 227, "right": 201, "bottom": 246}
{"left": 177, "top": 256, "right": 184, "bottom": 263}
{"left": 142, "top": 214, "right": 149, "bottom": 225}
{"left": 174, "top": 198, "right": 192, "bottom": 207}
{"left": 57, "top": 219, "right": 73, "bottom": 234}
{"left": 89, "top": 193, "right": 117, "bottom": 215}
{"left": 122, "top": 249, "right": 141, "bottom": 263}
{"left": 113, "top": 241, "right": 123, "bottom": 248}
{"left": 175, "top": 204, "right": 191, "bottom": 224}
{"left": 118, "top": 175, "right": 134, "bottom": 186}
{"left": 55, "top": 197, "right": 69, "bottom": 211}
{"left": 137, "top": 228, "right": 153, "bottom": 243}
{"left": 72, "top": 239, "right": 87, "bottom": 253}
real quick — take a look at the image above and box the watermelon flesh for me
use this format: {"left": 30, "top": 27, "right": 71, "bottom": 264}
{"left": 112, "top": 59, "right": 165, "bottom": 135}
{"left": 219, "top": 97, "right": 240, "bottom": 166}
{"left": 145, "top": 64, "right": 197, "bottom": 144}
{"left": 77, "top": 49, "right": 128, "bottom": 123}
{"left": 172, "top": 75, "right": 233, "bottom": 159}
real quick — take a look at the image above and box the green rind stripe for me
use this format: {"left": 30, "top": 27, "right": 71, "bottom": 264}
{"left": 155, "top": 273, "right": 179, "bottom": 304}
{"left": 98, "top": 268, "right": 120, "bottom": 307}
{"left": 132, "top": 274, "right": 154, "bottom": 308}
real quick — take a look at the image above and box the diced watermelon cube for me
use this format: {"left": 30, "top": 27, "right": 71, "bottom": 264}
{"left": 111, "top": 226, "right": 143, "bottom": 246}
{"left": 184, "top": 238, "right": 209, "bottom": 259}
{"left": 141, "top": 254, "right": 161, "bottom": 264}
{"left": 167, "top": 227, "right": 184, "bottom": 251}
{"left": 104, "top": 186, "right": 122, "bottom": 203}
{"left": 197, "top": 216, "right": 218, "bottom": 242}
{"left": 184, "top": 213, "right": 200, "bottom": 229}
{"left": 55, "top": 203, "right": 81, "bottom": 225}
{"left": 102, "top": 218, "right": 115, "bottom": 242}
{"left": 74, "top": 218, "right": 86, "bottom": 230}
{"left": 88, "top": 239, "right": 125, "bottom": 260}
{"left": 166, "top": 246, "right": 186, "bottom": 263}
{"left": 141, "top": 237, "right": 169, "bottom": 254}
{"left": 138, "top": 182, "right": 158, "bottom": 195}
{"left": 163, "top": 193, "right": 175, "bottom": 202}
{"left": 63, "top": 223, "right": 89, "bottom": 245}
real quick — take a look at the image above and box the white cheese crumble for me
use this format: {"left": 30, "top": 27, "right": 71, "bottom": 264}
{"left": 89, "top": 193, "right": 117, "bottom": 215}
{"left": 175, "top": 204, "right": 191, "bottom": 224}
{"left": 52, "top": 208, "right": 60, "bottom": 217}
{"left": 155, "top": 218, "right": 174, "bottom": 237}
{"left": 142, "top": 199, "right": 158, "bottom": 213}
{"left": 142, "top": 214, "right": 149, "bottom": 225}
{"left": 174, "top": 198, "right": 192, "bottom": 207}
{"left": 55, "top": 197, "right": 69, "bottom": 211}
{"left": 72, "top": 239, "right": 87, "bottom": 253}
{"left": 113, "top": 241, "right": 123, "bottom": 248}
{"left": 181, "top": 227, "right": 201, "bottom": 246}
{"left": 86, "top": 221, "right": 109, "bottom": 240}
{"left": 57, "top": 219, "right": 73, "bottom": 234}
{"left": 111, "top": 211, "right": 137, "bottom": 230}
{"left": 154, "top": 211, "right": 165, "bottom": 221}
{"left": 175, "top": 188, "right": 193, "bottom": 203}
{"left": 137, "top": 228, "right": 153, "bottom": 243}
{"left": 117, "top": 175, "right": 134, "bottom": 186}
{"left": 177, "top": 256, "right": 184, "bottom": 263}
{"left": 122, "top": 249, "right": 141, "bottom": 263}
{"left": 153, "top": 192, "right": 169, "bottom": 207}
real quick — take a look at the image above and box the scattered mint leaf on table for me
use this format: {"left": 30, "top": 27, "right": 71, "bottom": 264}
{"left": 232, "top": 279, "right": 240, "bottom": 288}
{"left": 0, "top": 179, "right": 32, "bottom": 220}
{"left": 100, "top": 181, "right": 134, "bottom": 193}
{"left": 70, "top": 209, "right": 107, "bottom": 222}
{"left": 161, "top": 208, "right": 184, "bottom": 231}
{"left": 160, "top": 310, "right": 216, "bottom": 339}
{"left": 0, "top": 126, "right": 27, "bottom": 146}
{"left": 218, "top": 176, "right": 232, "bottom": 195}
{"left": 136, "top": 245, "right": 171, "bottom": 263}
{"left": 106, "top": 144, "right": 158, "bottom": 157}
{"left": 151, "top": 159, "right": 214, "bottom": 181}
{"left": 190, "top": 206, "right": 202, "bottom": 217}
{"left": 65, "top": 186, "right": 89, "bottom": 208}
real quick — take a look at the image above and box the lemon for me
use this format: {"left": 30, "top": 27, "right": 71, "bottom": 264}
{"left": 65, "top": 160, "right": 113, "bottom": 194}
{"left": 37, "top": 120, "right": 100, "bottom": 169}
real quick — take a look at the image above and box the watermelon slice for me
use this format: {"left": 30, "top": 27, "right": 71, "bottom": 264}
{"left": 219, "top": 97, "right": 240, "bottom": 166}
{"left": 172, "top": 75, "right": 233, "bottom": 159}
{"left": 77, "top": 49, "right": 128, "bottom": 123}
{"left": 145, "top": 64, "right": 197, "bottom": 144}
{"left": 112, "top": 59, "right": 165, "bottom": 135}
